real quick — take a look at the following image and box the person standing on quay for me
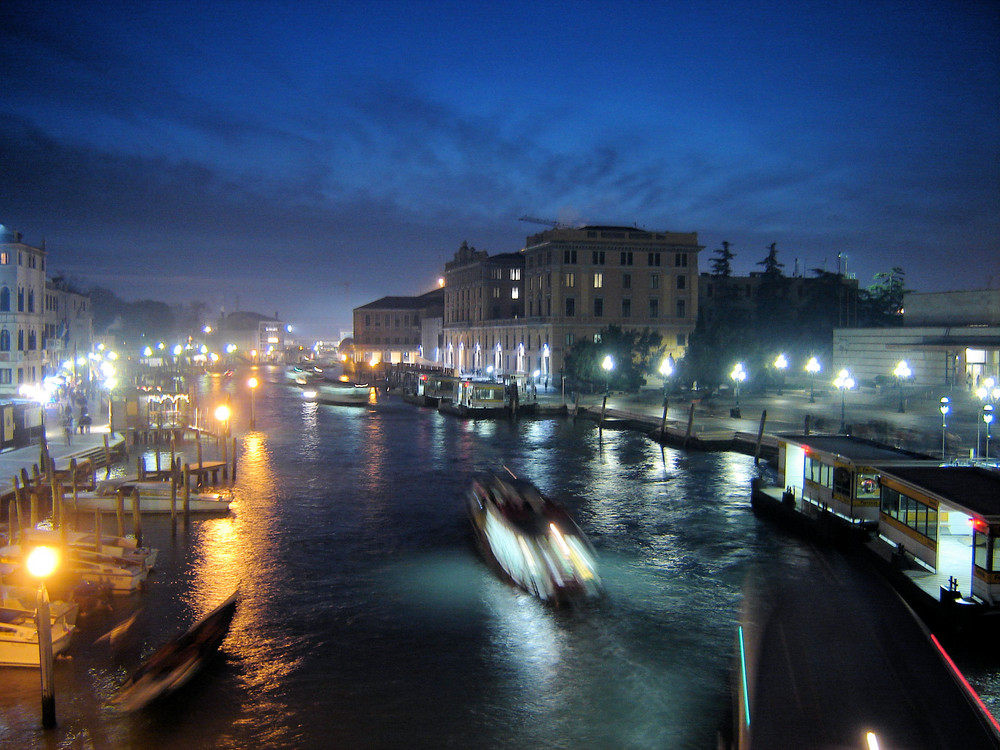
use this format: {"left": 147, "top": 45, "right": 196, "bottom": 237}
{"left": 63, "top": 409, "right": 73, "bottom": 446}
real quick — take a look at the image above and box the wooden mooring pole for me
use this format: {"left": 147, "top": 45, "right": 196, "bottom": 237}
{"left": 754, "top": 410, "right": 767, "bottom": 465}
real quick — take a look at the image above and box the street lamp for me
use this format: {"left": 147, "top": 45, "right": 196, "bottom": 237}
{"left": 26, "top": 545, "right": 59, "bottom": 729}
{"left": 893, "top": 360, "right": 912, "bottom": 413}
{"left": 805, "top": 357, "right": 821, "bottom": 403}
{"left": 834, "top": 368, "right": 855, "bottom": 433}
{"left": 731, "top": 362, "right": 747, "bottom": 416}
{"left": 985, "top": 404, "right": 995, "bottom": 459}
{"left": 602, "top": 355, "right": 614, "bottom": 395}
{"left": 773, "top": 354, "right": 788, "bottom": 395}
{"left": 939, "top": 397, "right": 950, "bottom": 461}
{"left": 215, "top": 404, "right": 231, "bottom": 438}
{"left": 248, "top": 377, "right": 258, "bottom": 430}
{"left": 659, "top": 356, "right": 674, "bottom": 397}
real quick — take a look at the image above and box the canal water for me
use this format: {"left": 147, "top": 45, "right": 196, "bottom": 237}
{"left": 1, "top": 368, "right": 996, "bottom": 749}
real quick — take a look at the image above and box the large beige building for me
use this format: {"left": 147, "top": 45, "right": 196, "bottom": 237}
{"left": 0, "top": 226, "right": 92, "bottom": 394}
{"left": 441, "top": 226, "right": 702, "bottom": 379}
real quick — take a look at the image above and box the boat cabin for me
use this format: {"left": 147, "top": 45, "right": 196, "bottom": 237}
{"left": 873, "top": 465, "right": 1000, "bottom": 605}
{"left": 455, "top": 380, "right": 507, "bottom": 410}
{"left": 772, "top": 434, "right": 932, "bottom": 526}
{"left": 420, "top": 374, "right": 459, "bottom": 403}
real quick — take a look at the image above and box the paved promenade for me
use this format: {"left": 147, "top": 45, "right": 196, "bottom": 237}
{"left": 539, "top": 379, "right": 997, "bottom": 461}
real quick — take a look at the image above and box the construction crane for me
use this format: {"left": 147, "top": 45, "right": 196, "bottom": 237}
{"left": 518, "top": 215, "right": 572, "bottom": 229}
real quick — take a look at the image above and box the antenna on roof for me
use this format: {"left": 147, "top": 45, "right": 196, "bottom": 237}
{"left": 519, "top": 215, "right": 571, "bottom": 229}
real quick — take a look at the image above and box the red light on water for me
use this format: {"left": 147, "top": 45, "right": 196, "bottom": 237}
{"left": 930, "top": 634, "right": 1000, "bottom": 734}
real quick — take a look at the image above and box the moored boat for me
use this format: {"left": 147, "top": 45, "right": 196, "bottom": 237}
{"left": 73, "top": 480, "right": 231, "bottom": 515}
{"left": 467, "top": 472, "right": 602, "bottom": 604}
{"left": 0, "top": 603, "right": 75, "bottom": 667}
{"left": 110, "top": 588, "right": 239, "bottom": 712}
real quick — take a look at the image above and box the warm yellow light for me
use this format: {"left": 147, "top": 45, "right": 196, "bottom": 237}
{"left": 248, "top": 377, "right": 258, "bottom": 389}
{"left": 214, "top": 405, "right": 231, "bottom": 422}
{"left": 866, "top": 731, "right": 880, "bottom": 750}
{"left": 26, "top": 546, "right": 59, "bottom": 579}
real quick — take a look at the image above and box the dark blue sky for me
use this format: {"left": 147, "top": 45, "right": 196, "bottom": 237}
{"left": 2, "top": 0, "right": 998, "bottom": 339}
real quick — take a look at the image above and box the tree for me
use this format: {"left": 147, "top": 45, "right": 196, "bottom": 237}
{"left": 757, "top": 243, "right": 784, "bottom": 278}
{"left": 710, "top": 241, "right": 736, "bottom": 277}
{"left": 563, "top": 325, "right": 664, "bottom": 392}
{"left": 859, "top": 267, "right": 907, "bottom": 326}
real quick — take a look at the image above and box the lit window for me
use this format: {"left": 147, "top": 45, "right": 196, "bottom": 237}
{"left": 593, "top": 272, "right": 603, "bottom": 288}
{"left": 511, "top": 288, "right": 519, "bottom": 299}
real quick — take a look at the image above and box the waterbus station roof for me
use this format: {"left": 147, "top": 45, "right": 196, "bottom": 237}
{"left": 776, "top": 433, "right": 934, "bottom": 463}
{"left": 874, "top": 465, "right": 1000, "bottom": 520}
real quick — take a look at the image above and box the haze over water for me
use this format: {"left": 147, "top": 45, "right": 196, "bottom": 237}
{"left": 2, "top": 368, "right": 998, "bottom": 749}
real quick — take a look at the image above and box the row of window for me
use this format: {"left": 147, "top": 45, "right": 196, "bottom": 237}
{"left": 557, "top": 272, "right": 687, "bottom": 290}
{"left": 0, "top": 286, "right": 39, "bottom": 313}
{"left": 528, "top": 250, "right": 692, "bottom": 268}
{"left": 557, "top": 298, "right": 685, "bottom": 319}
{"left": 0, "top": 328, "right": 42, "bottom": 351}
{"left": 362, "top": 313, "right": 421, "bottom": 328}
{"left": 881, "top": 486, "right": 938, "bottom": 541}
{"left": 0, "top": 251, "right": 44, "bottom": 270}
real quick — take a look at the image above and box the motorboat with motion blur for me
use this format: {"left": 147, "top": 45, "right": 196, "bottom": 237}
{"left": 110, "top": 588, "right": 239, "bottom": 712}
{"left": 467, "top": 471, "right": 602, "bottom": 604}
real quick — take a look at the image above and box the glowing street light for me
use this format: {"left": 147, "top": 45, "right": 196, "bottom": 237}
{"left": 659, "top": 355, "right": 674, "bottom": 397}
{"left": 602, "top": 355, "right": 614, "bottom": 394}
{"left": 939, "top": 397, "right": 950, "bottom": 460}
{"left": 731, "top": 362, "right": 747, "bottom": 414}
{"left": 834, "top": 368, "right": 855, "bottom": 433}
{"left": 215, "top": 404, "right": 231, "bottom": 437}
{"left": 805, "top": 357, "right": 821, "bottom": 402}
{"left": 773, "top": 354, "right": 788, "bottom": 395}
{"left": 26, "top": 546, "right": 59, "bottom": 729}
{"left": 893, "top": 360, "right": 912, "bottom": 413}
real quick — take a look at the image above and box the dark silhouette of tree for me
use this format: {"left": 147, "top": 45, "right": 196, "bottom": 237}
{"left": 710, "top": 241, "right": 736, "bottom": 277}
{"left": 859, "top": 267, "right": 907, "bottom": 326}
{"left": 563, "top": 325, "right": 664, "bottom": 392}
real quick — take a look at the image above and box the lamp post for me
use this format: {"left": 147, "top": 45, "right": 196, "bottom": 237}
{"left": 939, "top": 397, "right": 950, "bottom": 461}
{"left": 985, "top": 404, "right": 995, "bottom": 459}
{"left": 730, "top": 362, "right": 746, "bottom": 417}
{"left": 602, "top": 355, "right": 614, "bottom": 395}
{"left": 834, "top": 368, "right": 855, "bottom": 434}
{"left": 893, "top": 360, "right": 911, "bottom": 413}
{"left": 978, "top": 379, "right": 1000, "bottom": 457}
{"left": 27, "top": 545, "right": 59, "bottom": 729}
{"left": 805, "top": 357, "right": 820, "bottom": 403}
{"left": 248, "top": 377, "right": 258, "bottom": 430}
{"left": 774, "top": 354, "right": 788, "bottom": 395}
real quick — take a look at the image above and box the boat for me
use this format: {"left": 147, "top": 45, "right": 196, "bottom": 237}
{"left": 466, "top": 472, "right": 602, "bottom": 604}
{"left": 0, "top": 583, "right": 80, "bottom": 627}
{"left": 73, "top": 479, "right": 231, "bottom": 515}
{"left": 110, "top": 589, "right": 239, "bottom": 712}
{"left": 301, "top": 380, "right": 374, "bottom": 406}
{"left": 22, "top": 528, "right": 158, "bottom": 570}
{"left": 0, "top": 543, "right": 149, "bottom": 594}
{"left": 438, "top": 379, "right": 509, "bottom": 417}
{"left": 0, "top": 600, "right": 76, "bottom": 667}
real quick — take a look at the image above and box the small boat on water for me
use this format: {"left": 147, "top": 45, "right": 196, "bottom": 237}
{"left": 0, "top": 601, "right": 76, "bottom": 667}
{"left": 0, "top": 542, "right": 149, "bottom": 594}
{"left": 467, "top": 472, "right": 602, "bottom": 604}
{"left": 22, "top": 528, "right": 159, "bottom": 570}
{"left": 302, "top": 380, "right": 374, "bottom": 406}
{"left": 73, "top": 480, "right": 231, "bottom": 516}
{"left": 110, "top": 589, "right": 239, "bottom": 713}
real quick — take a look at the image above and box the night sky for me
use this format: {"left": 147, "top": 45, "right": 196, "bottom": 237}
{"left": 2, "top": 1, "right": 997, "bottom": 340}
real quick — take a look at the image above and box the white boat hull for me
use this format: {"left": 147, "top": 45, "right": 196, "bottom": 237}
{"left": 0, "top": 607, "right": 75, "bottom": 668}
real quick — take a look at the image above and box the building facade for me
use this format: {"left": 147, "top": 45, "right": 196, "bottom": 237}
{"left": 0, "top": 227, "right": 93, "bottom": 395}
{"left": 352, "top": 288, "right": 444, "bottom": 366}
{"left": 441, "top": 226, "right": 702, "bottom": 379}
{"left": 833, "top": 289, "right": 1000, "bottom": 388}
